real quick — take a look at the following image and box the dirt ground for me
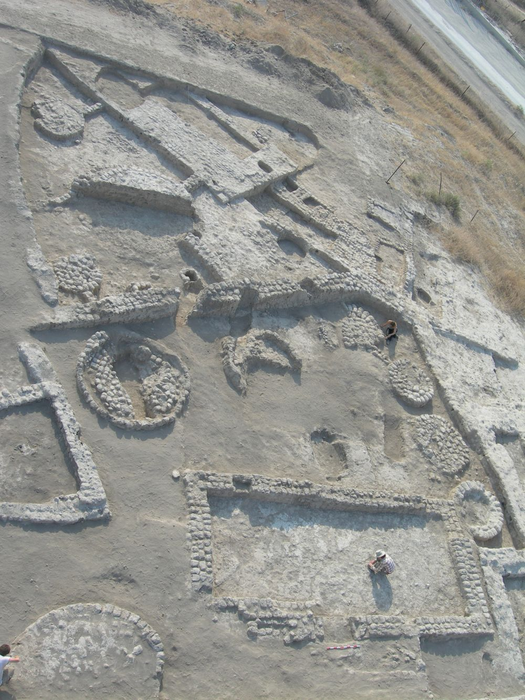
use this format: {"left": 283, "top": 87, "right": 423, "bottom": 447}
{"left": 1, "top": 1, "right": 525, "bottom": 699}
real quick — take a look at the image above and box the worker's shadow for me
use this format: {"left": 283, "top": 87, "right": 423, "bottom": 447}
{"left": 370, "top": 571, "right": 393, "bottom": 611}
{"left": 0, "top": 688, "right": 16, "bottom": 699}
{"left": 386, "top": 337, "right": 398, "bottom": 360}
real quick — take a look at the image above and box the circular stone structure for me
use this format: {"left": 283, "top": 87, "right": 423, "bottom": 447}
{"left": 341, "top": 305, "right": 384, "bottom": 354}
{"left": 453, "top": 480, "right": 504, "bottom": 541}
{"left": 389, "top": 358, "right": 434, "bottom": 407}
{"left": 179, "top": 267, "right": 203, "bottom": 292}
{"left": 412, "top": 415, "right": 470, "bottom": 476}
{"left": 14, "top": 603, "right": 164, "bottom": 699}
{"left": 77, "top": 330, "right": 190, "bottom": 430}
{"left": 32, "top": 98, "right": 85, "bottom": 141}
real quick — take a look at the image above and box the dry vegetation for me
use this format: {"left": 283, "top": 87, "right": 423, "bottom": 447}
{"left": 149, "top": 0, "right": 525, "bottom": 315}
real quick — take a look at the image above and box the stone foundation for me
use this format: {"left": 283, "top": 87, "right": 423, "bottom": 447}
{"left": 184, "top": 470, "right": 492, "bottom": 644}
{"left": 0, "top": 344, "right": 109, "bottom": 524}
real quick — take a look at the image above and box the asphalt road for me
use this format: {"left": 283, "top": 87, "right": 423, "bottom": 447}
{"left": 393, "top": 0, "right": 525, "bottom": 146}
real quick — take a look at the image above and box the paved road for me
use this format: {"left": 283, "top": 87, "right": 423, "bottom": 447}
{"left": 393, "top": 0, "right": 525, "bottom": 146}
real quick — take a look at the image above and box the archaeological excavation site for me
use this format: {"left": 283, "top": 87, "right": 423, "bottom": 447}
{"left": 1, "top": 0, "right": 525, "bottom": 697}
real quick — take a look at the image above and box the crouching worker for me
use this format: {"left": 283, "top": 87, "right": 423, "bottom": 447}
{"left": 0, "top": 644, "right": 20, "bottom": 687}
{"left": 381, "top": 319, "right": 398, "bottom": 343}
{"left": 368, "top": 550, "right": 395, "bottom": 575}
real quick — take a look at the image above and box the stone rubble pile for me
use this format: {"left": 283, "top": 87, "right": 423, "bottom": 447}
{"left": 413, "top": 415, "right": 470, "bottom": 477}
{"left": 53, "top": 252, "right": 102, "bottom": 302}
{"left": 210, "top": 597, "right": 324, "bottom": 645}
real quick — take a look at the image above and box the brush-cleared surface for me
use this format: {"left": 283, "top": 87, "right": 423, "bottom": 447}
{"left": 1, "top": 0, "right": 525, "bottom": 698}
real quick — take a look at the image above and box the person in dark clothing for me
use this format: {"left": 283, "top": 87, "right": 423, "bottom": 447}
{"left": 381, "top": 319, "right": 398, "bottom": 343}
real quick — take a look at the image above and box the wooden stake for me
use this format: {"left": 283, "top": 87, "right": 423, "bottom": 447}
{"left": 406, "top": 23, "right": 412, "bottom": 33}
{"left": 507, "top": 131, "right": 516, "bottom": 142}
{"left": 384, "top": 11, "right": 391, "bottom": 20}
{"left": 439, "top": 172, "right": 442, "bottom": 197}
{"left": 461, "top": 85, "right": 470, "bottom": 97}
{"left": 470, "top": 209, "right": 479, "bottom": 223}
{"left": 416, "top": 41, "right": 426, "bottom": 55}
{"left": 386, "top": 159, "right": 406, "bottom": 184}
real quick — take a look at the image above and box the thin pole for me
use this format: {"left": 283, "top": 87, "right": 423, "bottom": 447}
{"left": 416, "top": 41, "right": 426, "bottom": 55}
{"left": 386, "top": 159, "right": 406, "bottom": 184}
{"left": 461, "top": 85, "right": 470, "bottom": 97}
{"left": 439, "top": 173, "right": 443, "bottom": 197}
{"left": 470, "top": 209, "right": 479, "bottom": 223}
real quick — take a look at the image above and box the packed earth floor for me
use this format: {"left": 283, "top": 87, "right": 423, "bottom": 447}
{"left": 1, "top": 0, "right": 525, "bottom": 698}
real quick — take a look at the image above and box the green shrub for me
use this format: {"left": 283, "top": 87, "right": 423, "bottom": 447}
{"left": 409, "top": 173, "right": 424, "bottom": 187}
{"left": 232, "top": 3, "right": 246, "bottom": 19}
{"left": 427, "top": 191, "right": 461, "bottom": 220}
{"left": 481, "top": 159, "right": 493, "bottom": 176}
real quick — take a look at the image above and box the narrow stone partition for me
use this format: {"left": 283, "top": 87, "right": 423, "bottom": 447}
{"left": 33, "top": 285, "right": 180, "bottom": 331}
{"left": 480, "top": 548, "right": 525, "bottom": 683}
{"left": 183, "top": 471, "right": 492, "bottom": 644}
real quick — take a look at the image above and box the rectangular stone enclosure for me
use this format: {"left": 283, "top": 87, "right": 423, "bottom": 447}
{"left": 184, "top": 472, "right": 493, "bottom": 641}
{"left": 0, "top": 402, "right": 76, "bottom": 504}
{"left": 209, "top": 497, "right": 463, "bottom": 617}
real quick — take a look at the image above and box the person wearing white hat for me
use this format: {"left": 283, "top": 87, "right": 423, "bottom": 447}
{"left": 368, "top": 550, "right": 395, "bottom": 575}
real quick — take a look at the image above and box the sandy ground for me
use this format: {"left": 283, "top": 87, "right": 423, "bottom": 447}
{"left": 0, "top": 1, "right": 524, "bottom": 699}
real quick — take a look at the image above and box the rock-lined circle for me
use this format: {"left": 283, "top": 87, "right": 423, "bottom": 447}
{"left": 413, "top": 415, "right": 469, "bottom": 476}
{"left": 77, "top": 330, "right": 190, "bottom": 430}
{"left": 453, "top": 480, "right": 504, "bottom": 541}
{"left": 32, "top": 98, "right": 85, "bottom": 141}
{"left": 341, "top": 305, "right": 384, "bottom": 353}
{"left": 14, "top": 603, "right": 164, "bottom": 698}
{"left": 389, "top": 359, "right": 434, "bottom": 407}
